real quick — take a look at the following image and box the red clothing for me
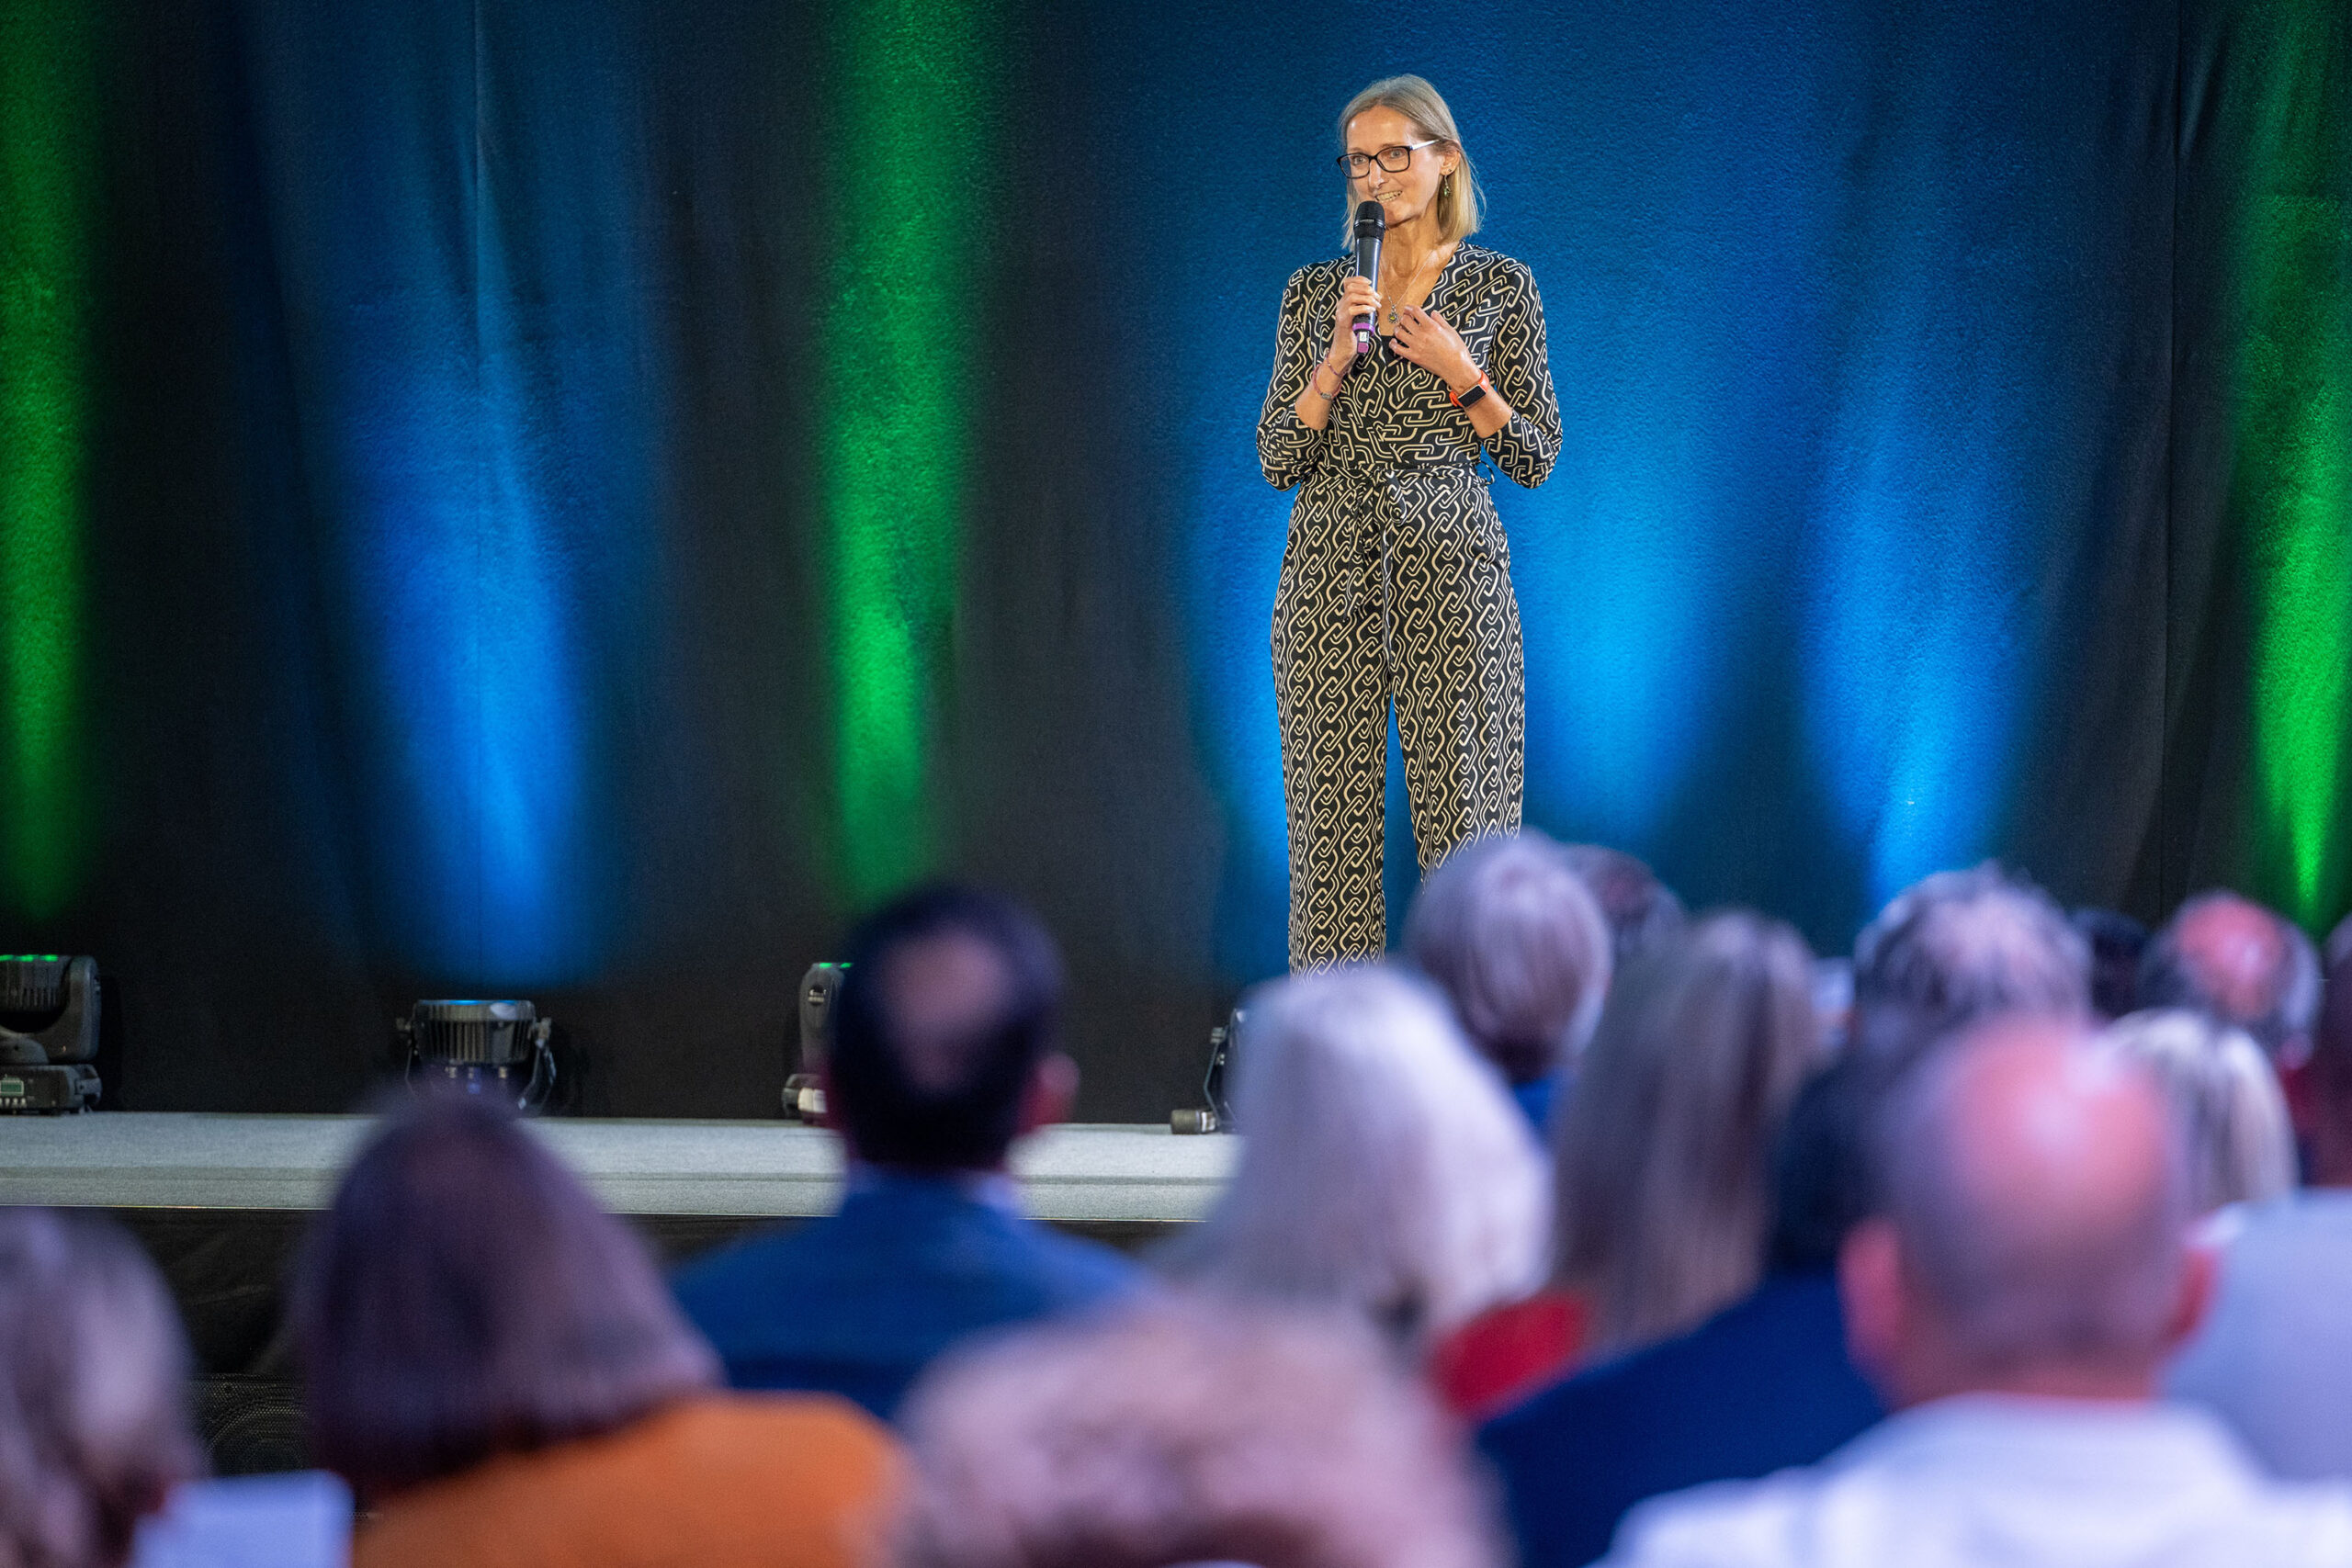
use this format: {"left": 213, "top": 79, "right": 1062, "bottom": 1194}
{"left": 353, "top": 1393, "right": 899, "bottom": 1568}
{"left": 1430, "top": 1290, "right": 1589, "bottom": 1420}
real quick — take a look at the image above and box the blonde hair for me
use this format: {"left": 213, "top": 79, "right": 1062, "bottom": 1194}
{"left": 1555, "top": 913, "right": 1824, "bottom": 1353}
{"left": 1159, "top": 965, "right": 1548, "bottom": 1341}
{"left": 1336, "top": 74, "right": 1484, "bottom": 248}
{"left": 2100, "top": 1009, "right": 2297, "bottom": 1211}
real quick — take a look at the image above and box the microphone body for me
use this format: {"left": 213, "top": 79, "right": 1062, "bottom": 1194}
{"left": 1351, "top": 200, "right": 1385, "bottom": 355}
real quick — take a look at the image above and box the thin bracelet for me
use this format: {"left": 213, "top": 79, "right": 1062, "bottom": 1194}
{"left": 1310, "top": 360, "right": 1346, "bottom": 401}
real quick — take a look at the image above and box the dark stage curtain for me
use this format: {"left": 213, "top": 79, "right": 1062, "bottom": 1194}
{"left": 0, "top": 0, "right": 2342, "bottom": 1117}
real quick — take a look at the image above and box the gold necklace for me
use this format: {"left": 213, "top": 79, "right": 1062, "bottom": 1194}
{"left": 1383, "top": 243, "right": 1453, "bottom": 326}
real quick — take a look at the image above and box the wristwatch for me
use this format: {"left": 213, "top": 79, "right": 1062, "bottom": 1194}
{"left": 1451, "top": 374, "right": 1491, "bottom": 410}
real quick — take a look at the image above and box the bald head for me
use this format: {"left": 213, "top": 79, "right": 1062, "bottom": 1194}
{"left": 1848, "top": 1015, "right": 2197, "bottom": 1404}
{"left": 2139, "top": 891, "right": 2319, "bottom": 1063}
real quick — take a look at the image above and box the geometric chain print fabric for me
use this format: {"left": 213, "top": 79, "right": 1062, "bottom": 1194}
{"left": 1257, "top": 244, "right": 1563, "bottom": 968}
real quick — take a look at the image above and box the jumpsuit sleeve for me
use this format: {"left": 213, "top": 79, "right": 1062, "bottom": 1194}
{"left": 1258, "top": 265, "right": 1330, "bottom": 491}
{"left": 1480, "top": 262, "right": 1562, "bottom": 490}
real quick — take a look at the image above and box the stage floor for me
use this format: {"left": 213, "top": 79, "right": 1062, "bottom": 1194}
{"left": 0, "top": 1112, "right": 1237, "bottom": 1224}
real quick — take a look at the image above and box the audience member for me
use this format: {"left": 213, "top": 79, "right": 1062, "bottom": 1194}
{"left": 2168, "top": 953, "right": 2352, "bottom": 1476}
{"left": 1849, "top": 863, "right": 2088, "bottom": 1057}
{"left": 1478, "top": 1031, "right": 1883, "bottom": 1568}
{"left": 1553, "top": 913, "right": 1824, "bottom": 1356}
{"left": 2074, "top": 907, "right": 2152, "bottom": 1019}
{"left": 1602, "top": 1015, "right": 2352, "bottom": 1568}
{"left": 673, "top": 886, "right": 1140, "bottom": 1419}
{"left": 2102, "top": 1009, "right": 2295, "bottom": 1211}
{"left": 1561, "top": 843, "right": 1688, "bottom": 964}
{"left": 2293, "top": 950, "right": 2352, "bottom": 1188}
{"left": 1408, "top": 829, "right": 1612, "bottom": 1131}
{"left": 895, "top": 1296, "right": 1502, "bottom": 1568}
{"left": 0, "top": 1208, "right": 199, "bottom": 1568}
{"left": 294, "top": 1095, "right": 899, "bottom": 1568}
{"left": 2139, "top": 889, "right": 2321, "bottom": 1065}
{"left": 1158, "top": 964, "right": 1548, "bottom": 1355}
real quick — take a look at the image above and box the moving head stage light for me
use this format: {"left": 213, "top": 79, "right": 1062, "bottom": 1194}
{"left": 782, "top": 962, "right": 845, "bottom": 1122}
{"left": 0, "top": 955, "right": 100, "bottom": 1113}
{"left": 397, "top": 999, "right": 554, "bottom": 1113}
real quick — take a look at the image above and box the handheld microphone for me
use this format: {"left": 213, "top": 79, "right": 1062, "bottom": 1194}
{"left": 1351, "top": 200, "right": 1385, "bottom": 355}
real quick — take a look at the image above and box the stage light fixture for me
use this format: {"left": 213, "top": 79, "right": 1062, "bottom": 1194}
{"left": 1170, "top": 1004, "right": 1240, "bottom": 1135}
{"left": 782, "top": 962, "right": 845, "bottom": 1122}
{"left": 396, "top": 999, "right": 554, "bottom": 1112}
{"left": 0, "top": 954, "right": 100, "bottom": 1113}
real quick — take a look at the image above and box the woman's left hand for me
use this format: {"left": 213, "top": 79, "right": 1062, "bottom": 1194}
{"left": 1389, "top": 305, "right": 1480, "bottom": 393}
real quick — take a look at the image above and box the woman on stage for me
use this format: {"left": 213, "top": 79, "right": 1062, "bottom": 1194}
{"left": 1259, "top": 75, "right": 1562, "bottom": 970}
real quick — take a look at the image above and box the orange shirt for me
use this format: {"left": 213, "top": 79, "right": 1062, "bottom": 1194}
{"left": 354, "top": 1393, "right": 900, "bottom": 1568}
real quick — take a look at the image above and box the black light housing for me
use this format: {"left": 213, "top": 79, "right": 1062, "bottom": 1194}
{"left": 0, "top": 954, "right": 100, "bottom": 1113}
{"left": 396, "top": 998, "right": 554, "bottom": 1112}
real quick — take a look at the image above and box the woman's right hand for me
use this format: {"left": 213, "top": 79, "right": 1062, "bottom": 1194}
{"left": 1327, "top": 273, "right": 1383, "bottom": 364}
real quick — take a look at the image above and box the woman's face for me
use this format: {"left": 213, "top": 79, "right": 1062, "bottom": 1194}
{"left": 1344, "top": 106, "right": 1453, "bottom": 231}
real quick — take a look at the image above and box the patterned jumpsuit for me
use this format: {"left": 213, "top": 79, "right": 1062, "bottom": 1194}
{"left": 1258, "top": 243, "right": 1561, "bottom": 970}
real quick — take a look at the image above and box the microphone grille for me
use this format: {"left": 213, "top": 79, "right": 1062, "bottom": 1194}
{"left": 1354, "top": 199, "right": 1385, "bottom": 229}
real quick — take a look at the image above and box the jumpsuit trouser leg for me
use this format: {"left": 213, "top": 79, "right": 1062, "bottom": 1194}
{"left": 1273, "top": 468, "right": 1525, "bottom": 971}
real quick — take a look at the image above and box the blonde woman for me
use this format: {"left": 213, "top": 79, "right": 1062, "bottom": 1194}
{"left": 2101, "top": 1008, "right": 2296, "bottom": 1211}
{"left": 1260, "top": 74, "right": 1562, "bottom": 970}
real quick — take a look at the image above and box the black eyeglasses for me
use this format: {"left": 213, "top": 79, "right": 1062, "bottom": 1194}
{"left": 1335, "top": 140, "right": 1438, "bottom": 178}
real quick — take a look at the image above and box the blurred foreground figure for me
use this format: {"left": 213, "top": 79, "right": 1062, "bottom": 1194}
{"left": 2139, "top": 890, "right": 2320, "bottom": 1066}
{"left": 674, "top": 887, "right": 1139, "bottom": 1419}
{"left": 1157, "top": 964, "right": 1547, "bottom": 1351}
{"left": 1559, "top": 844, "right": 1687, "bottom": 965}
{"left": 2169, "top": 952, "right": 2352, "bottom": 1477}
{"left": 1602, "top": 1016, "right": 2352, "bottom": 1568}
{"left": 0, "top": 1209, "right": 198, "bottom": 1568}
{"left": 1478, "top": 985, "right": 1880, "bottom": 1568}
{"left": 296, "top": 1097, "right": 899, "bottom": 1568}
{"left": 896, "top": 1296, "right": 1503, "bottom": 1568}
{"left": 1849, "top": 863, "right": 2089, "bottom": 1058}
{"left": 2101, "top": 1010, "right": 2295, "bottom": 1211}
{"left": 1408, "top": 829, "right": 1612, "bottom": 1132}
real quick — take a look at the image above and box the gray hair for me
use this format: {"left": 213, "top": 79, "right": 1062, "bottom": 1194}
{"left": 1874, "top": 1022, "right": 2189, "bottom": 1371}
{"left": 2139, "top": 891, "right": 2321, "bottom": 1063}
{"left": 2100, "top": 1009, "right": 2296, "bottom": 1211}
{"left": 1852, "top": 863, "right": 2089, "bottom": 1055}
{"left": 0, "top": 1209, "right": 200, "bottom": 1568}
{"left": 1407, "top": 830, "right": 1612, "bottom": 1084}
{"left": 897, "top": 1296, "right": 1503, "bottom": 1568}
{"left": 1555, "top": 913, "right": 1823, "bottom": 1352}
{"left": 1159, "top": 965, "right": 1548, "bottom": 1340}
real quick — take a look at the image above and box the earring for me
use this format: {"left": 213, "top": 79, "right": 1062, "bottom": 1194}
{"left": 1442, "top": 172, "right": 1453, "bottom": 198}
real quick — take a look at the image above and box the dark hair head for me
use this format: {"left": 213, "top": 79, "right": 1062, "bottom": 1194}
{"left": 2072, "top": 908, "right": 2151, "bottom": 1020}
{"left": 829, "top": 885, "right": 1065, "bottom": 1171}
{"left": 2137, "top": 890, "right": 2320, "bottom": 1062}
{"left": 1769, "top": 1047, "right": 1914, "bottom": 1272}
{"left": 1406, "top": 831, "right": 1612, "bottom": 1084}
{"left": 1851, "top": 863, "right": 2088, "bottom": 1056}
{"left": 0, "top": 1209, "right": 199, "bottom": 1568}
{"left": 1559, "top": 844, "right": 1689, "bottom": 965}
{"left": 292, "top": 1095, "right": 718, "bottom": 1501}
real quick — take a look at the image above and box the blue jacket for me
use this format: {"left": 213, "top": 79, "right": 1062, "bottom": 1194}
{"left": 1476, "top": 1271, "right": 1884, "bottom": 1568}
{"left": 672, "top": 1168, "right": 1144, "bottom": 1422}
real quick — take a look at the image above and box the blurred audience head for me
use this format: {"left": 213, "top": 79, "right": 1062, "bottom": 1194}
{"left": 2073, "top": 907, "right": 2151, "bottom": 1021}
{"left": 1842, "top": 1015, "right": 2202, "bottom": 1408}
{"left": 2298, "top": 947, "right": 2352, "bottom": 1188}
{"left": 0, "top": 1208, "right": 198, "bottom": 1568}
{"left": 293, "top": 1094, "right": 718, "bottom": 1503}
{"left": 896, "top": 1297, "right": 1502, "bottom": 1568}
{"left": 1768, "top": 1046, "right": 1898, "bottom": 1274}
{"left": 1555, "top": 912, "right": 1823, "bottom": 1351}
{"left": 1160, "top": 964, "right": 1547, "bottom": 1344}
{"left": 1851, "top": 863, "right": 2089, "bottom": 1057}
{"left": 829, "top": 884, "right": 1072, "bottom": 1172}
{"left": 1407, "top": 829, "right": 1612, "bottom": 1087}
{"left": 1559, "top": 843, "right": 1688, "bottom": 965}
{"left": 2138, "top": 890, "right": 2320, "bottom": 1066}
{"left": 2100, "top": 1009, "right": 2294, "bottom": 1212}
